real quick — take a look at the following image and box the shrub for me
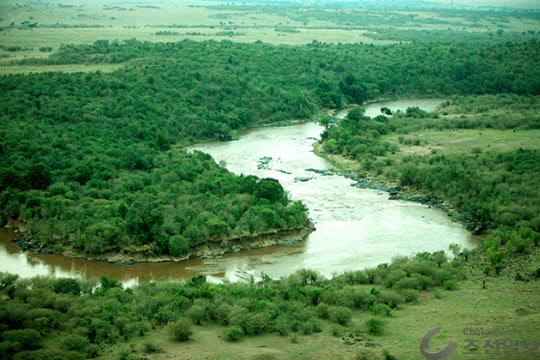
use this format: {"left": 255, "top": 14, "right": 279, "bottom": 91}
{"left": 316, "top": 303, "right": 330, "bottom": 319}
{"left": 400, "top": 289, "right": 420, "bottom": 303}
{"left": 443, "top": 279, "right": 458, "bottom": 291}
{"left": 186, "top": 304, "right": 207, "bottom": 325}
{"left": 53, "top": 296, "right": 72, "bottom": 312}
{"left": 274, "top": 315, "right": 294, "bottom": 336}
{"left": 383, "top": 349, "right": 399, "bottom": 360}
{"left": 12, "top": 349, "right": 86, "bottom": 360}
{"left": 142, "top": 341, "right": 162, "bottom": 354}
{"left": 224, "top": 326, "right": 244, "bottom": 342}
{"left": 371, "top": 303, "right": 391, "bottom": 317}
{"left": 377, "top": 291, "right": 405, "bottom": 308}
{"left": 242, "top": 312, "right": 271, "bottom": 335}
{"left": 3, "top": 329, "right": 42, "bottom": 350}
{"left": 301, "top": 318, "right": 322, "bottom": 335}
{"left": 329, "top": 306, "right": 353, "bottom": 325}
{"left": 0, "top": 341, "right": 20, "bottom": 359}
{"left": 356, "top": 349, "right": 379, "bottom": 360}
{"left": 331, "top": 324, "right": 344, "bottom": 337}
{"left": 169, "top": 319, "right": 192, "bottom": 342}
{"left": 62, "top": 334, "right": 89, "bottom": 352}
{"left": 365, "top": 318, "right": 385, "bottom": 335}
{"left": 87, "top": 344, "right": 99, "bottom": 358}
{"left": 53, "top": 278, "right": 81, "bottom": 295}
{"left": 393, "top": 277, "right": 421, "bottom": 290}
{"left": 0, "top": 272, "right": 19, "bottom": 289}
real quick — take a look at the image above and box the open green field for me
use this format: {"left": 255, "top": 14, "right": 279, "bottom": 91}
{"left": 1, "top": 0, "right": 539, "bottom": 73}
{"left": 323, "top": 95, "right": 540, "bottom": 175}
{"left": 388, "top": 129, "right": 540, "bottom": 157}
{"left": 0, "top": 62, "right": 123, "bottom": 74}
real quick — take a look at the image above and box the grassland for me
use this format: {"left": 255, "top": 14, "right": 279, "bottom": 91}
{"left": 322, "top": 95, "right": 540, "bottom": 177}
{"left": 1, "top": 0, "right": 538, "bottom": 74}
{"left": 99, "top": 251, "right": 540, "bottom": 360}
{"left": 388, "top": 129, "right": 540, "bottom": 157}
{"left": 0, "top": 62, "right": 123, "bottom": 74}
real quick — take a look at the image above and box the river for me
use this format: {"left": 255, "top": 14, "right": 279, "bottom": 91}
{"left": 0, "top": 99, "right": 471, "bottom": 285}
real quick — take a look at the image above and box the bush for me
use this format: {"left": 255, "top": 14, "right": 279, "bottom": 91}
{"left": 316, "top": 303, "right": 330, "bottom": 319}
{"left": 377, "top": 291, "right": 405, "bottom": 308}
{"left": 443, "top": 279, "right": 458, "bottom": 291}
{"left": 274, "top": 315, "right": 294, "bottom": 336}
{"left": 365, "top": 318, "right": 385, "bottom": 335}
{"left": 331, "top": 324, "right": 344, "bottom": 337}
{"left": 169, "top": 319, "right": 192, "bottom": 342}
{"left": 62, "top": 334, "right": 89, "bottom": 352}
{"left": 242, "top": 312, "right": 271, "bottom": 335}
{"left": 371, "top": 303, "right": 391, "bottom": 317}
{"left": 301, "top": 318, "right": 322, "bottom": 335}
{"left": 224, "top": 326, "right": 244, "bottom": 342}
{"left": 3, "top": 329, "right": 42, "bottom": 350}
{"left": 12, "top": 349, "right": 86, "bottom": 360}
{"left": 329, "top": 306, "right": 352, "bottom": 325}
{"left": 0, "top": 341, "right": 20, "bottom": 359}
{"left": 0, "top": 272, "right": 19, "bottom": 289}
{"left": 383, "top": 349, "right": 399, "bottom": 360}
{"left": 186, "top": 304, "right": 207, "bottom": 325}
{"left": 400, "top": 289, "right": 420, "bottom": 303}
{"left": 53, "top": 278, "right": 81, "bottom": 295}
{"left": 356, "top": 349, "right": 379, "bottom": 360}
{"left": 142, "top": 341, "right": 162, "bottom": 354}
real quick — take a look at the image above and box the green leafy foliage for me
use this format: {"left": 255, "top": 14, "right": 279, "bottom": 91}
{"left": 1, "top": 40, "right": 538, "bottom": 256}
{"left": 321, "top": 95, "right": 540, "bottom": 274}
{"left": 0, "top": 251, "right": 463, "bottom": 358}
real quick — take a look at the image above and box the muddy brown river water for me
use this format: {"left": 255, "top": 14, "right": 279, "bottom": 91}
{"left": 0, "top": 99, "right": 471, "bottom": 285}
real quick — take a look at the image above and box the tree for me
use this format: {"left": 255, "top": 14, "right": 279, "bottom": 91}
{"left": 339, "top": 74, "right": 368, "bottom": 104}
{"left": 318, "top": 115, "right": 333, "bottom": 129}
{"left": 126, "top": 199, "right": 164, "bottom": 245}
{"left": 381, "top": 107, "right": 392, "bottom": 116}
{"left": 100, "top": 276, "right": 122, "bottom": 291}
{"left": 169, "top": 235, "right": 189, "bottom": 257}
{"left": 53, "top": 278, "right": 81, "bottom": 295}
{"left": 25, "top": 163, "right": 53, "bottom": 190}
{"left": 0, "top": 168, "right": 25, "bottom": 190}
{"left": 254, "top": 178, "right": 285, "bottom": 203}
{"left": 346, "top": 108, "right": 367, "bottom": 121}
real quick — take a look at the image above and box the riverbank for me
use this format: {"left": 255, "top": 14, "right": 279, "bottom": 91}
{"left": 9, "top": 222, "right": 315, "bottom": 267}
{"left": 312, "top": 143, "right": 482, "bottom": 236}
{"left": 0, "top": 99, "right": 473, "bottom": 281}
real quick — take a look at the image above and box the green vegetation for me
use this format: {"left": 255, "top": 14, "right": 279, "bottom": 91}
{"left": 0, "top": 249, "right": 468, "bottom": 359}
{"left": 0, "top": 1, "right": 539, "bottom": 359}
{"left": 320, "top": 95, "right": 540, "bottom": 274}
{"left": 169, "top": 319, "right": 192, "bottom": 343}
{"left": 1, "top": 40, "right": 537, "bottom": 258}
{"left": 0, "top": 0, "right": 538, "bottom": 68}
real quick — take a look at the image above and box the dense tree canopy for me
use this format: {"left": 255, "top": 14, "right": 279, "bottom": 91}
{"left": 1, "top": 39, "right": 538, "bottom": 257}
